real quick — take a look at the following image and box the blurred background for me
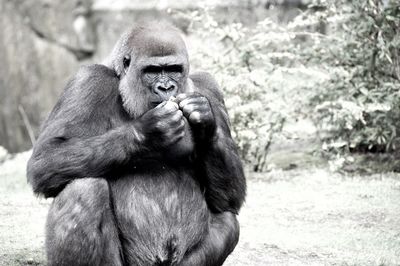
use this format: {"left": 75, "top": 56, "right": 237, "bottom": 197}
{"left": 1, "top": 0, "right": 400, "bottom": 265}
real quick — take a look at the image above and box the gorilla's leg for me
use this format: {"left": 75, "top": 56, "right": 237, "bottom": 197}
{"left": 46, "top": 178, "right": 123, "bottom": 266}
{"left": 181, "top": 212, "right": 240, "bottom": 266}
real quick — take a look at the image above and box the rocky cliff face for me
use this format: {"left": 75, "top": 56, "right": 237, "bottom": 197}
{"left": 0, "top": 0, "right": 84, "bottom": 152}
{"left": 0, "top": 0, "right": 302, "bottom": 152}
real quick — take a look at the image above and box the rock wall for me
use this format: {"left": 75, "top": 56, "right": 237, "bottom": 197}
{"left": 0, "top": 0, "right": 303, "bottom": 152}
{"left": 0, "top": 0, "right": 83, "bottom": 152}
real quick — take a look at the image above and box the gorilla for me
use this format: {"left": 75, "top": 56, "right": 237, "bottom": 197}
{"left": 27, "top": 22, "right": 246, "bottom": 266}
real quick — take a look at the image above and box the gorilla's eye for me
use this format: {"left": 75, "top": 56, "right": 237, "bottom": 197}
{"left": 123, "top": 55, "right": 131, "bottom": 70}
{"left": 143, "top": 65, "right": 162, "bottom": 74}
{"left": 165, "top": 65, "right": 183, "bottom": 73}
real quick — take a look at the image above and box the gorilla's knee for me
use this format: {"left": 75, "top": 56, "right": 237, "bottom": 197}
{"left": 52, "top": 178, "right": 110, "bottom": 212}
{"left": 47, "top": 178, "right": 110, "bottom": 227}
{"left": 224, "top": 212, "right": 240, "bottom": 253}
{"left": 212, "top": 212, "right": 240, "bottom": 256}
{"left": 46, "top": 178, "right": 120, "bottom": 266}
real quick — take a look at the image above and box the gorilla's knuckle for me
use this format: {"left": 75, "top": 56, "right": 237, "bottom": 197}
{"left": 164, "top": 133, "right": 172, "bottom": 142}
{"left": 199, "top": 96, "right": 207, "bottom": 102}
{"left": 176, "top": 132, "right": 185, "bottom": 140}
{"left": 169, "top": 128, "right": 178, "bottom": 137}
{"left": 189, "top": 111, "right": 202, "bottom": 123}
{"left": 194, "top": 118, "right": 202, "bottom": 125}
{"left": 205, "top": 110, "right": 213, "bottom": 118}
{"left": 154, "top": 121, "right": 164, "bottom": 131}
{"left": 183, "top": 105, "right": 194, "bottom": 114}
{"left": 171, "top": 112, "right": 182, "bottom": 123}
{"left": 152, "top": 111, "right": 164, "bottom": 120}
{"left": 164, "top": 103, "right": 178, "bottom": 113}
{"left": 174, "top": 126, "right": 184, "bottom": 136}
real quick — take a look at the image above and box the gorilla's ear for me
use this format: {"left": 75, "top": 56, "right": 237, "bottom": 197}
{"left": 103, "top": 53, "right": 123, "bottom": 78}
{"left": 103, "top": 31, "right": 132, "bottom": 78}
{"left": 113, "top": 59, "right": 124, "bottom": 78}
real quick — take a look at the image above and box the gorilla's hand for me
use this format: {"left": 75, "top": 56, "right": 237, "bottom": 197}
{"left": 135, "top": 101, "right": 185, "bottom": 150}
{"left": 176, "top": 93, "right": 216, "bottom": 140}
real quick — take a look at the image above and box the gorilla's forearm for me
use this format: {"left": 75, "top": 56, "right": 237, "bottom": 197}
{"left": 27, "top": 124, "right": 143, "bottom": 198}
{"left": 197, "top": 128, "right": 246, "bottom": 214}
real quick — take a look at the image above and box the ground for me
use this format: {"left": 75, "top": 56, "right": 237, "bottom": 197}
{"left": 0, "top": 151, "right": 399, "bottom": 265}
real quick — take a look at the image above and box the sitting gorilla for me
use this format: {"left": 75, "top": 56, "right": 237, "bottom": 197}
{"left": 27, "top": 22, "right": 246, "bottom": 266}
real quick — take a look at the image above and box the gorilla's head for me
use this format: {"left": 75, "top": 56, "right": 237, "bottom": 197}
{"left": 107, "top": 22, "right": 190, "bottom": 118}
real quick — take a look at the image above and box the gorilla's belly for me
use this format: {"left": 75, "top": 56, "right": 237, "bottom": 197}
{"left": 109, "top": 169, "right": 209, "bottom": 264}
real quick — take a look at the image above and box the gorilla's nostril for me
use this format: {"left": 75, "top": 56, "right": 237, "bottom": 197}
{"left": 157, "top": 85, "right": 175, "bottom": 91}
{"left": 157, "top": 86, "right": 167, "bottom": 91}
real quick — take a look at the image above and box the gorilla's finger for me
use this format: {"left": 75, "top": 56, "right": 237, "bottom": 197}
{"left": 180, "top": 102, "right": 210, "bottom": 119}
{"left": 168, "top": 131, "right": 185, "bottom": 145}
{"left": 169, "top": 110, "right": 184, "bottom": 123}
{"left": 179, "top": 98, "right": 203, "bottom": 111}
{"left": 167, "top": 100, "right": 179, "bottom": 110}
{"left": 155, "top": 101, "right": 179, "bottom": 116}
{"left": 171, "top": 120, "right": 185, "bottom": 134}
{"left": 176, "top": 93, "right": 203, "bottom": 105}
{"left": 164, "top": 122, "right": 185, "bottom": 139}
{"left": 179, "top": 96, "right": 208, "bottom": 109}
{"left": 189, "top": 111, "right": 202, "bottom": 124}
{"left": 154, "top": 101, "right": 168, "bottom": 109}
{"left": 180, "top": 103, "right": 197, "bottom": 118}
{"left": 176, "top": 93, "right": 189, "bottom": 102}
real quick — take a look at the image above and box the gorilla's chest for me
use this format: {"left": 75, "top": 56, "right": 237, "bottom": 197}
{"left": 109, "top": 167, "right": 207, "bottom": 219}
{"left": 108, "top": 168, "right": 208, "bottom": 258}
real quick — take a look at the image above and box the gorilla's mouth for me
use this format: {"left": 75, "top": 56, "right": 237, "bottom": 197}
{"left": 151, "top": 101, "right": 161, "bottom": 107}
{"left": 150, "top": 101, "right": 165, "bottom": 108}
{"left": 150, "top": 96, "right": 172, "bottom": 107}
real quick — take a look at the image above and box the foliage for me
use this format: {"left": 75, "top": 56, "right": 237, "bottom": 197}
{"left": 305, "top": 0, "right": 400, "bottom": 153}
{"left": 172, "top": 5, "right": 326, "bottom": 171}
{"left": 172, "top": 0, "right": 400, "bottom": 171}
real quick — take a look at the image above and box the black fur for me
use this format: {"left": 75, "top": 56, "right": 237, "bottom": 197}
{"left": 27, "top": 22, "right": 246, "bottom": 266}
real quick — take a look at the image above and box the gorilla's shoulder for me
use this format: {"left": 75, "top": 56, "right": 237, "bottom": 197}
{"left": 59, "top": 64, "right": 119, "bottom": 107}
{"left": 190, "top": 71, "right": 224, "bottom": 102}
{"left": 75, "top": 64, "right": 117, "bottom": 82}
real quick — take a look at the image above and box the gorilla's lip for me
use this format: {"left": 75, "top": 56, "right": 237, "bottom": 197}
{"left": 151, "top": 98, "right": 170, "bottom": 106}
{"left": 151, "top": 101, "right": 164, "bottom": 107}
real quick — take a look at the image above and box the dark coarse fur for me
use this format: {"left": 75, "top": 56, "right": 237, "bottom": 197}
{"left": 27, "top": 22, "right": 246, "bottom": 266}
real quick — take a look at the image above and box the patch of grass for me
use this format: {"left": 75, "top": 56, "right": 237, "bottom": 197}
{"left": 2, "top": 152, "right": 400, "bottom": 265}
{"left": 0, "top": 151, "right": 48, "bottom": 266}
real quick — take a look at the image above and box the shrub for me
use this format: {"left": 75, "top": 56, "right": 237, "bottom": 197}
{"left": 172, "top": 5, "right": 327, "bottom": 171}
{"left": 172, "top": 0, "right": 400, "bottom": 171}
{"left": 306, "top": 0, "right": 400, "bottom": 153}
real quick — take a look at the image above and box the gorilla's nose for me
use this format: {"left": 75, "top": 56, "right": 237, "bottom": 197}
{"left": 156, "top": 83, "right": 175, "bottom": 92}
{"left": 154, "top": 81, "right": 177, "bottom": 98}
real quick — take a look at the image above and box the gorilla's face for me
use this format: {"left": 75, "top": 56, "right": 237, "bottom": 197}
{"left": 117, "top": 27, "right": 190, "bottom": 118}
{"left": 139, "top": 61, "right": 184, "bottom": 105}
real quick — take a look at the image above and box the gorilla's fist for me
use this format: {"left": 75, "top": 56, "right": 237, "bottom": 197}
{"left": 135, "top": 101, "right": 185, "bottom": 150}
{"left": 176, "top": 93, "right": 216, "bottom": 140}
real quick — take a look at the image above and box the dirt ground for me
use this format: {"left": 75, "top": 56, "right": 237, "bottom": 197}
{"left": 0, "top": 151, "right": 399, "bottom": 265}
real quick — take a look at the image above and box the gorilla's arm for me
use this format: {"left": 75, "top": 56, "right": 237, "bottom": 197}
{"left": 189, "top": 72, "right": 246, "bottom": 214}
{"left": 27, "top": 65, "right": 143, "bottom": 198}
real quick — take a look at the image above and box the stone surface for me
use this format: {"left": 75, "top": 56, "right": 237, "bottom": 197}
{"left": 0, "top": 0, "right": 79, "bottom": 152}
{"left": 17, "top": 0, "right": 96, "bottom": 58}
